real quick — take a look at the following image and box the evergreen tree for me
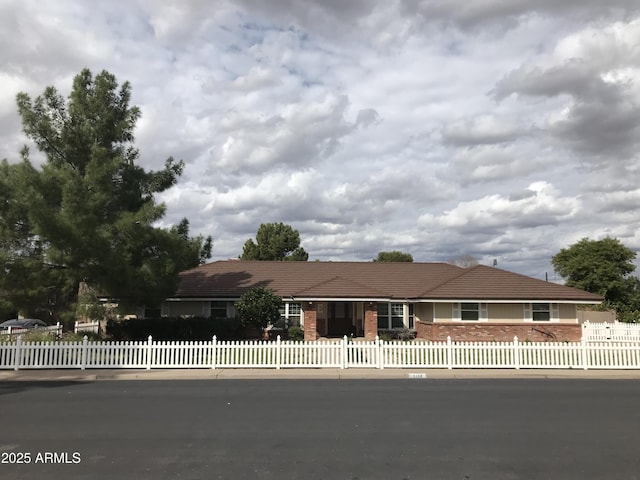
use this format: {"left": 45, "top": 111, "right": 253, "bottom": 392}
{"left": 0, "top": 69, "right": 211, "bottom": 320}
{"left": 241, "top": 222, "right": 308, "bottom": 261}
{"left": 373, "top": 251, "right": 414, "bottom": 262}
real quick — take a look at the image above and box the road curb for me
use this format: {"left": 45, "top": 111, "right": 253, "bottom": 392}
{"left": 2, "top": 368, "right": 640, "bottom": 381}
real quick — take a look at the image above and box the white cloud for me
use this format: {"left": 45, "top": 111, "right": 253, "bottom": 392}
{"left": 1, "top": 0, "right": 640, "bottom": 278}
{"left": 214, "top": 93, "right": 355, "bottom": 173}
{"left": 419, "top": 182, "right": 578, "bottom": 232}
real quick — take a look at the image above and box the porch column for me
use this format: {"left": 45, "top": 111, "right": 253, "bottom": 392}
{"left": 364, "top": 302, "right": 378, "bottom": 340}
{"left": 304, "top": 302, "right": 318, "bottom": 341}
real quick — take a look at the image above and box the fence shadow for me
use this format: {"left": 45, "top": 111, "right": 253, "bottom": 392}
{"left": 0, "top": 380, "right": 91, "bottom": 396}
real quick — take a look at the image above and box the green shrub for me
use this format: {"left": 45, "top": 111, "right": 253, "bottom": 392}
{"left": 378, "top": 332, "right": 395, "bottom": 342}
{"left": 106, "top": 316, "right": 244, "bottom": 341}
{"left": 235, "top": 287, "right": 282, "bottom": 330}
{"left": 618, "top": 310, "right": 640, "bottom": 323}
{"left": 287, "top": 326, "right": 304, "bottom": 341}
{"left": 377, "top": 329, "right": 415, "bottom": 342}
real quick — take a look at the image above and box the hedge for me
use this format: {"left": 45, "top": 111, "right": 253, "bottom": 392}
{"left": 106, "top": 316, "right": 244, "bottom": 341}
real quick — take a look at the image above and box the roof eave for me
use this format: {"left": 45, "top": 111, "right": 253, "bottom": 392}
{"left": 293, "top": 296, "right": 391, "bottom": 302}
{"left": 418, "top": 298, "right": 602, "bottom": 304}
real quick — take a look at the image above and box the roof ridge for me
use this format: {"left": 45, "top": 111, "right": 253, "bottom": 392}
{"left": 418, "top": 264, "right": 468, "bottom": 296}
{"left": 292, "top": 275, "right": 340, "bottom": 296}
{"left": 292, "top": 275, "right": 390, "bottom": 298}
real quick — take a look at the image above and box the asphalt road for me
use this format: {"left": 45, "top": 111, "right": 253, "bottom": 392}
{"left": 1, "top": 379, "right": 639, "bottom": 479}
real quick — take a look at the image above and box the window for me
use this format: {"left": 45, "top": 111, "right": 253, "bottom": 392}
{"left": 210, "top": 301, "right": 228, "bottom": 319}
{"left": 461, "top": 303, "right": 479, "bottom": 321}
{"left": 377, "top": 303, "right": 389, "bottom": 329}
{"left": 377, "top": 303, "right": 412, "bottom": 329}
{"left": 391, "top": 303, "right": 404, "bottom": 328}
{"left": 452, "top": 303, "right": 487, "bottom": 321}
{"left": 524, "top": 303, "right": 559, "bottom": 322}
{"left": 532, "top": 303, "right": 550, "bottom": 321}
{"left": 279, "top": 302, "right": 302, "bottom": 328}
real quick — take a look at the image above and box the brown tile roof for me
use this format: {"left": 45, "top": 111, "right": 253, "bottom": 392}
{"left": 423, "top": 265, "right": 603, "bottom": 301}
{"left": 174, "top": 261, "right": 603, "bottom": 303}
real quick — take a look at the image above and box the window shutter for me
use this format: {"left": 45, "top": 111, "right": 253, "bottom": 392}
{"left": 551, "top": 303, "right": 559, "bottom": 321}
{"left": 479, "top": 303, "right": 488, "bottom": 321}
{"left": 523, "top": 303, "right": 532, "bottom": 321}
{"left": 452, "top": 303, "right": 461, "bottom": 321}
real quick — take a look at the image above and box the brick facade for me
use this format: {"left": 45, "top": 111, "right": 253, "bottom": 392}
{"left": 415, "top": 321, "right": 582, "bottom": 342}
{"left": 303, "top": 302, "right": 318, "bottom": 341}
{"left": 364, "top": 302, "right": 378, "bottom": 340}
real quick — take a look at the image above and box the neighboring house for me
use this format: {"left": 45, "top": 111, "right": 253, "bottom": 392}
{"left": 163, "top": 260, "right": 603, "bottom": 342}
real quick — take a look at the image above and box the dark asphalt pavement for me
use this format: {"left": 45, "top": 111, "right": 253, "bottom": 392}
{"left": 1, "top": 379, "right": 639, "bottom": 479}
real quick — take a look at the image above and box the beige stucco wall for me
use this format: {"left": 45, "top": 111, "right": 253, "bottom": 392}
{"left": 161, "top": 300, "right": 580, "bottom": 324}
{"left": 558, "top": 303, "right": 577, "bottom": 323}
{"left": 487, "top": 303, "right": 525, "bottom": 323}
{"left": 434, "top": 303, "right": 452, "bottom": 321}
{"left": 431, "top": 302, "right": 578, "bottom": 323}
{"left": 576, "top": 309, "right": 616, "bottom": 323}
{"left": 414, "top": 303, "right": 433, "bottom": 322}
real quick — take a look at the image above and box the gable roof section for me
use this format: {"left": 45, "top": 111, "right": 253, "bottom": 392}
{"left": 423, "top": 265, "right": 602, "bottom": 302}
{"left": 174, "top": 260, "right": 603, "bottom": 303}
{"left": 176, "top": 261, "right": 461, "bottom": 299}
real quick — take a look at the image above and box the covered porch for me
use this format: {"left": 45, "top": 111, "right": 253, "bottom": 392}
{"left": 302, "top": 301, "right": 372, "bottom": 341}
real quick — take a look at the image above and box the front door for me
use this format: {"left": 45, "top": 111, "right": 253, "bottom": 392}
{"left": 327, "top": 302, "right": 354, "bottom": 337}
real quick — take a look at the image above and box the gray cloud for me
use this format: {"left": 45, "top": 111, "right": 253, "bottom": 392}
{"left": 400, "top": 0, "right": 640, "bottom": 30}
{"left": 441, "top": 115, "right": 523, "bottom": 146}
{"left": 1, "top": 1, "right": 640, "bottom": 279}
{"left": 494, "top": 60, "right": 617, "bottom": 100}
{"left": 494, "top": 31, "right": 640, "bottom": 162}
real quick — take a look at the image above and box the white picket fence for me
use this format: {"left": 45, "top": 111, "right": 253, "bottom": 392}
{"left": 2, "top": 335, "right": 640, "bottom": 370}
{"left": 0, "top": 323, "right": 63, "bottom": 338}
{"left": 582, "top": 321, "right": 640, "bottom": 342}
{"left": 74, "top": 321, "right": 100, "bottom": 334}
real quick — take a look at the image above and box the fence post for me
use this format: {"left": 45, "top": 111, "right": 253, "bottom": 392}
{"left": 581, "top": 338, "right": 588, "bottom": 370}
{"left": 147, "top": 335, "right": 153, "bottom": 370}
{"left": 211, "top": 336, "right": 217, "bottom": 370}
{"left": 81, "top": 335, "right": 88, "bottom": 370}
{"left": 276, "top": 335, "right": 281, "bottom": 370}
{"left": 14, "top": 335, "right": 22, "bottom": 371}
{"left": 513, "top": 336, "right": 520, "bottom": 370}
{"left": 74, "top": 321, "right": 78, "bottom": 334}
{"left": 341, "top": 335, "right": 347, "bottom": 369}
{"left": 377, "top": 336, "right": 383, "bottom": 370}
{"left": 447, "top": 336, "right": 453, "bottom": 370}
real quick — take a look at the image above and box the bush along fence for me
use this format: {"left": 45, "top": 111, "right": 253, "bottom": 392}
{"left": 2, "top": 335, "right": 640, "bottom": 371}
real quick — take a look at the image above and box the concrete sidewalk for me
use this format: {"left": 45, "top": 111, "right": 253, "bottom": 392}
{"left": 1, "top": 368, "right": 640, "bottom": 381}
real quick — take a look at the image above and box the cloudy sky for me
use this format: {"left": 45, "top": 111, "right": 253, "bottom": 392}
{"left": 2, "top": 0, "right": 640, "bottom": 280}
